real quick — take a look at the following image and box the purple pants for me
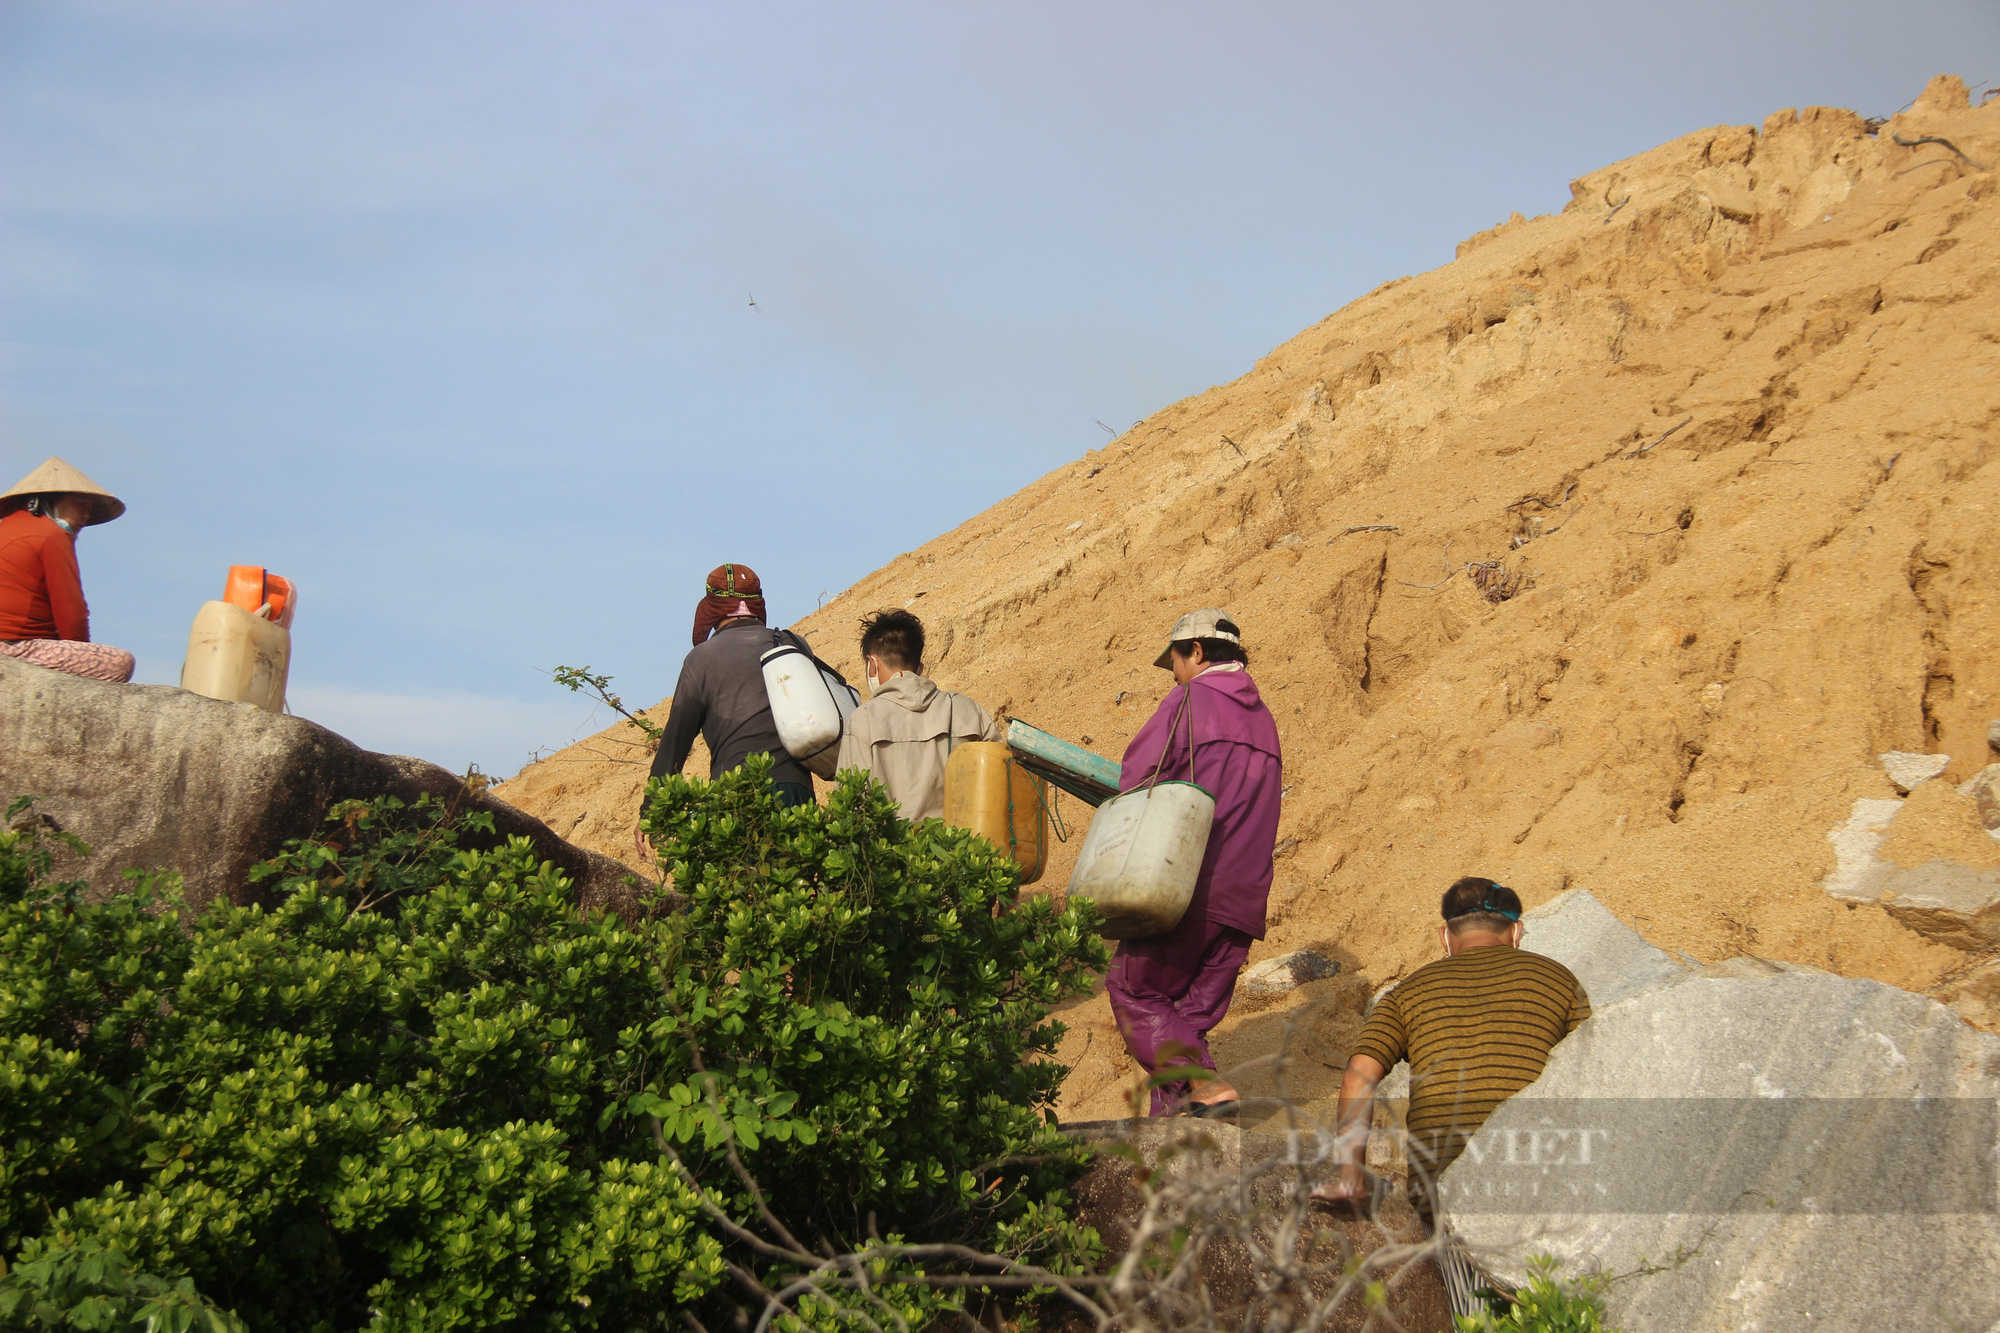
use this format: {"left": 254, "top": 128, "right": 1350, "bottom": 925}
{"left": 1105, "top": 914, "right": 1254, "bottom": 1116}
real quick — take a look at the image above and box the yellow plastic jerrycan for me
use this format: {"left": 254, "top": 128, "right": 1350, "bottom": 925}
{"left": 180, "top": 566, "right": 296, "bottom": 713}
{"left": 942, "top": 741, "right": 1048, "bottom": 884}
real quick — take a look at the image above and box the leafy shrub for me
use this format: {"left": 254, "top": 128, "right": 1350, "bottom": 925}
{"left": 1455, "top": 1256, "right": 1619, "bottom": 1333}
{"left": 0, "top": 1240, "right": 246, "bottom": 1332}
{"left": 0, "top": 760, "right": 1106, "bottom": 1331}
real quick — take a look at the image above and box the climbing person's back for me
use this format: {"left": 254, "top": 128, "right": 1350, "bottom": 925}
{"left": 1355, "top": 943, "right": 1589, "bottom": 1180}
{"left": 836, "top": 608, "right": 1000, "bottom": 820}
{"left": 646, "top": 563, "right": 816, "bottom": 811}
{"left": 656, "top": 620, "right": 812, "bottom": 787}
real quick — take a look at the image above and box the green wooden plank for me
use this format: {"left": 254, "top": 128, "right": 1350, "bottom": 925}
{"left": 1005, "top": 719, "right": 1121, "bottom": 807}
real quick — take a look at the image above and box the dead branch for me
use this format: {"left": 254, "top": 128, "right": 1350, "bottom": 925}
{"left": 1507, "top": 480, "right": 1576, "bottom": 512}
{"left": 1220, "top": 435, "right": 1244, "bottom": 457}
{"left": 1395, "top": 537, "right": 1457, "bottom": 590}
{"left": 567, "top": 744, "right": 649, "bottom": 766}
{"left": 1541, "top": 497, "right": 1589, "bottom": 536}
{"left": 640, "top": 978, "right": 1480, "bottom": 1333}
{"left": 1466, "top": 560, "right": 1528, "bottom": 603}
{"left": 1892, "top": 132, "right": 1991, "bottom": 171}
{"left": 1625, "top": 415, "right": 1693, "bottom": 459}
{"left": 1326, "top": 524, "right": 1399, "bottom": 544}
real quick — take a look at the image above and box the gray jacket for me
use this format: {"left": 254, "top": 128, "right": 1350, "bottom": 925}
{"left": 648, "top": 623, "right": 813, "bottom": 800}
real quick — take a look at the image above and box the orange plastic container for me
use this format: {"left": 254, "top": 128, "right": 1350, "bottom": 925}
{"left": 222, "top": 565, "right": 296, "bottom": 628}
{"left": 941, "top": 742, "right": 1048, "bottom": 884}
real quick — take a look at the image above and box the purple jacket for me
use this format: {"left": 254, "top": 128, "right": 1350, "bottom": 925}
{"left": 1118, "top": 667, "right": 1284, "bottom": 939}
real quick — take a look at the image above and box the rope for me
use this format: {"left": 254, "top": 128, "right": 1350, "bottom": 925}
{"left": 1034, "top": 776, "right": 1071, "bottom": 843}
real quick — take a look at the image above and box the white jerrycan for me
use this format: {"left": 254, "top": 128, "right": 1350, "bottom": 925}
{"left": 760, "top": 635, "right": 860, "bottom": 780}
{"left": 1065, "top": 681, "right": 1215, "bottom": 938}
{"left": 1068, "top": 780, "right": 1215, "bottom": 938}
{"left": 181, "top": 601, "right": 292, "bottom": 713}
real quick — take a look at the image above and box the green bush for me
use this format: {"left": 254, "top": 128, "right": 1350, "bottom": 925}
{"left": 1455, "top": 1256, "right": 1619, "bottom": 1333}
{"left": 0, "top": 759, "right": 1107, "bottom": 1331}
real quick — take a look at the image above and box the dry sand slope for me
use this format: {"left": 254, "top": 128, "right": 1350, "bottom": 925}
{"left": 500, "top": 76, "right": 2000, "bottom": 1121}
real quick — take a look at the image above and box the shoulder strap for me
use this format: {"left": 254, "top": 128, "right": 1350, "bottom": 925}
{"left": 772, "top": 626, "right": 855, "bottom": 688}
{"left": 1141, "top": 682, "right": 1200, "bottom": 792}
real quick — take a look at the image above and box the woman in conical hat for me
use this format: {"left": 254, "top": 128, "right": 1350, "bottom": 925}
{"left": 0, "top": 456, "right": 136, "bottom": 682}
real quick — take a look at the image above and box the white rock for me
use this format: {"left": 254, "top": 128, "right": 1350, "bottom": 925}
{"left": 1958, "top": 763, "right": 2000, "bottom": 833}
{"left": 1238, "top": 949, "right": 1341, "bottom": 995}
{"left": 1822, "top": 797, "right": 2000, "bottom": 948}
{"left": 1519, "top": 888, "right": 1689, "bottom": 1008}
{"left": 1879, "top": 750, "right": 1951, "bottom": 792}
{"left": 1823, "top": 798, "right": 1906, "bottom": 902}
{"left": 1441, "top": 970, "right": 2000, "bottom": 1332}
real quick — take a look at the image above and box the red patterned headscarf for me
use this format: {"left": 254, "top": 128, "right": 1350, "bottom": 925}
{"left": 692, "top": 563, "right": 767, "bottom": 645}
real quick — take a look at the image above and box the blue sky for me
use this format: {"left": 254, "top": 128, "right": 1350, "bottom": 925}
{"left": 5, "top": 1, "right": 1995, "bottom": 774}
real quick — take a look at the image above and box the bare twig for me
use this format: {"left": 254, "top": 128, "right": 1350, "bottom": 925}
{"left": 1466, "top": 560, "right": 1528, "bottom": 602}
{"left": 1326, "top": 524, "right": 1399, "bottom": 544}
{"left": 1507, "top": 481, "right": 1576, "bottom": 512}
{"left": 637, "top": 983, "right": 1480, "bottom": 1333}
{"left": 1603, "top": 193, "right": 1631, "bottom": 223}
{"left": 1396, "top": 537, "right": 1457, "bottom": 589}
{"left": 1626, "top": 415, "right": 1694, "bottom": 459}
{"left": 1541, "top": 497, "right": 1590, "bottom": 536}
{"left": 1892, "top": 132, "right": 1991, "bottom": 171}
{"left": 548, "top": 665, "right": 662, "bottom": 749}
{"left": 1220, "top": 434, "right": 1244, "bottom": 457}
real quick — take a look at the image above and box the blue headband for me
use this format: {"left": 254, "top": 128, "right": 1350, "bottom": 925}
{"left": 1446, "top": 885, "right": 1520, "bottom": 922}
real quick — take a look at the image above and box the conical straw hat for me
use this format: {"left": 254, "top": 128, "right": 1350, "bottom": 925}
{"left": 0, "top": 456, "right": 126, "bottom": 525}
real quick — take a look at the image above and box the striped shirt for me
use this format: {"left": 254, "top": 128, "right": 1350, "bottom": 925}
{"left": 1352, "top": 945, "right": 1591, "bottom": 1180}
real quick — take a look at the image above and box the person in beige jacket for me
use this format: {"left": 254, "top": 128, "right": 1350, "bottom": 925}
{"left": 836, "top": 608, "right": 1001, "bottom": 820}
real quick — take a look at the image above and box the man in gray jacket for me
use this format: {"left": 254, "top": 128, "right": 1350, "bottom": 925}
{"left": 645, "top": 563, "right": 815, "bottom": 813}
{"left": 836, "top": 608, "right": 1000, "bottom": 820}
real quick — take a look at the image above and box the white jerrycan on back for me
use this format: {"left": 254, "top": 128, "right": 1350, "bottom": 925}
{"left": 1065, "top": 681, "right": 1216, "bottom": 938}
{"left": 760, "top": 633, "right": 860, "bottom": 780}
{"left": 1068, "top": 780, "right": 1215, "bottom": 938}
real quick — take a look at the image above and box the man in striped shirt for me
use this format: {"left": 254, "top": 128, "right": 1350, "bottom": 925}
{"left": 1313, "top": 877, "right": 1591, "bottom": 1213}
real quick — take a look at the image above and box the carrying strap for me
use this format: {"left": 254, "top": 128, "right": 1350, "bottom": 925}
{"left": 1140, "top": 681, "right": 1199, "bottom": 794}
{"left": 772, "top": 627, "right": 855, "bottom": 690}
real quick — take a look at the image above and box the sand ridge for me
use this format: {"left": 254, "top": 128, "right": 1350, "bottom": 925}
{"left": 499, "top": 76, "right": 2000, "bottom": 1119}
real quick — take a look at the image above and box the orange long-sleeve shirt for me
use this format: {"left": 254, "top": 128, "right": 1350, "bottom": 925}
{"left": 0, "top": 509, "right": 90, "bottom": 641}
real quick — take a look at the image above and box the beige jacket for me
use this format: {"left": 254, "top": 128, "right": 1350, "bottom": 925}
{"left": 836, "top": 672, "right": 1002, "bottom": 820}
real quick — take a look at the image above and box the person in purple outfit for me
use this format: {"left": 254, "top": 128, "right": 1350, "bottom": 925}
{"left": 1106, "top": 608, "right": 1284, "bottom": 1117}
